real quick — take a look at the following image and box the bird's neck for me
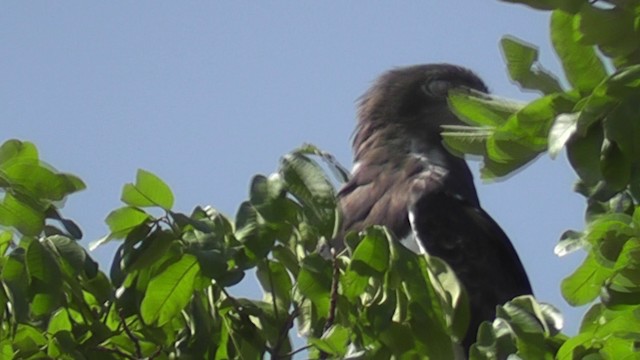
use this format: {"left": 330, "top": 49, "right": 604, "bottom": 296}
{"left": 353, "top": 125, "right": 464, "bottom": 172}
{"left": 352, "top": 125, "right": 480, "bottom": 205}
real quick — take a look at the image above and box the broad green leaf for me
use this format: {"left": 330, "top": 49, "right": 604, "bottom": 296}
{"left": 13, "top": 324, "right": 47, "bottom": 358}
{"left": 296, "top": 254, "right": 332, "bottom": 316}
{"left": 448, "top": 90, "right": 523, "bottom": 127}
{"left": 140, "top": 254, "right": 199, "bottom": 326}
{"left": 512, "top": 92, "right": 577, "bottom": 149}
{"left": 309, "top": 324, "right": 350, "bottom": 357}
{"left": 351, "top": 228, "right": 390, "bottom": 274}
{"left": 496, "top": 298, "right": 553, "bottom": 360}
{"left": 0, "top": 230, "right": 12, "bottom": 256}
{"left": 442, "top": 125, "right": 492, "bottom": 157}
{"left": 0, "top": 140, "right": 38, "bottom": 166}
{"left": 121, "top": 169, "right": 174, "bottom": 210}
{"left": 0, "top": 340, "right": 12, "bottom": 360}
{"left": 548, "top": 113, "right": 578, "bottom": 159}
{"left": 604, "top": 101, "right": 640, "bottom": 164}
{"left": 342, "top": 227, "right": 390, "bottom": 301}
{"left": 500, "top": 36, "right": 563, "bottom": 94}
{"left": 576, "top": 4, "right": 640, "bottom": 61}
{"left": 48, "top": 235, "right": 87, "bottom": 276}
{"left": 272, "top": 244, "right": 300, "bottom": 278}
{"left": 1, "top": 162, "right": 84, "bottom": 201}
{"left": 280, "top": 152, "right": 337, "bottom": 239}
{"left": 551, "top": 10, "right": 607, "bottom": 93}
{"left": 0, "top": 193, "right": 45, "bottom": 236}
{"left": 600, "top": 139, "right": 631, "bottom": 193}
{"left": 47, "top": 309, "right": 73, "bottom": 334}
{"left": 555, "top": 332, "right": 594, "bottom": 360}
{"left": 561, "top": 252, "right": 614, "bottom": 306}
{"left": 104, "top": 206, "right": 150, "bottom": 239}
{"left": 554, "top": 230, "right": 585, "bottom": 257}
{"left": 567, "top": 123, "right": 604, "bottom": 185}
{"left": 256, "top": 260, "right": 293, "bottom": 314}
{"left": 249, "top": 174, "right": 299, "bottom": 225}
{"left": 193, "top": 248, "right": 227, "bottom": 280}
{"left": 296, "top": 143, "right": 351, "bottom": 183}
{"left": 123, "top": 229, "right": 176, "bottom": 272}
{"left": 387, "top": 237, "right": 454, "bottom": 358}
{"left": 3, "top": 248, "right": 29, "bottom": 322}
{"left": 26, "top": 239, "right": 63, "bottom": 316}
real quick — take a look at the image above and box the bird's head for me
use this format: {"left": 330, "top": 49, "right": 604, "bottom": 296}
{"left": 353, "top": 64, "right": 488, "bottom": 161}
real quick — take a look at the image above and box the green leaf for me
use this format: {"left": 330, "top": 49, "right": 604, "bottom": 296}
{"left": 0, "top": 140, "right": 38, "bottom": 166}
{"left": 105, "top": 206, "right": 151, "bottom": 239}
{"left": 48, "top": 235, "right": 88, "bottom": 276}
{"left": 13, "top": 324, "right": 47, "bottom": 358}
{"left": 551, "top": 9, "right": 608, "bottom": 93}
{"left": 140, "top": 254, "right": 199, "bottom": 326}
{"left": 600, "top": 139, "right": 631, "bottom": 193}
{"left": 342, "top": 228, "right": 390, "bottom": 301}
{"left": 295, "top": 143, "right": 351, "bottom": 184}
{"left": 296, "top": 254, "right": 332, "bottom": 317}
{"left": 500, "top": 36, "right": 563, "bottom": 94}
{"left": 26, "top": 239, "right": 63, "bottom": 316}
{"left": 122, "top": 229, "right": 176, "bottom": 272}
{"left": 193, "top": 248, "right": 227, "bottom": 280}
{"left": 604, "top": 101, "right": 640, "bottom": 165}
{"left": 576, "top": 4, "right": 640, "bottom": 61}
{"left": 1, "top": 162, "right": 85, "bottom": 201}
{"left": 0, "top": 230, "right": 12, "bottom": 256}
{"left": 351, "top": 228, "right": 390, "bottom": 274}
{"left": 554, "top": 230, "right": 585, "bottom": 257}
{"left": 121, "top": 169, "right": 174, "bottom": 210}
{"left": 256, "top": 260, "right": 293, "bottom": 314}
{"left": 309, "top": 324, "right": 350, "bottom": 357}
{"left": 279, "top": 151, "right": 337, "bottom": 239}
{"left": 448, "top": 90, "right": 523, "bottom": 127}
{"left": 548, "top": 113, "right": 579, "bottom": 159}
{"left": 561, "top": 252, "right": 615, "bottom": 306}
{"left": 0, "top": 193, "right": 45, "bottom": 236}
{"left": 3, "top": 248, "right": 29, "bottom": 322}
{"left": 567, "top": 122, "right": 604, "bottom": 185}
{"left": 442, "top": 125, "right": 493, "bottom": 157}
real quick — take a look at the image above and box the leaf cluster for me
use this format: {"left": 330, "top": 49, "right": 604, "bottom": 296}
{"left": 444, "top": 1, "right": 640, "bottom": 358}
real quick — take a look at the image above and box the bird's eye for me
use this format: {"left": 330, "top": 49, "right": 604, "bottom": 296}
{"left": 421, "top": 80, "right": 453, "bottom": 98}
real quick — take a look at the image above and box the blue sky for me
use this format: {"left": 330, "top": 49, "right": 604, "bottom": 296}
{"left": 3, "top": 2, "right": 587, "bottom": 337}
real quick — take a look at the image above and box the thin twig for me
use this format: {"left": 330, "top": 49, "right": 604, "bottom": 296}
{"left": 319, "top": 247, "right": 341, "bottom": 360}
{"left": 282, "top": 344, "right": 313, "bottom": 358}
{"left": 95, "top": 345, "right": 136, "bottom": 359}
{"left": 119, "top": 311, "right": 142, "bottom": 358}
{"left": 273, "top": 306, "right": 301, "bottom": 358}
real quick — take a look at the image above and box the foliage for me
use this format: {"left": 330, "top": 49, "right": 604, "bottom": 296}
{"left": 0, "top": 1, "right": 639, "bottom": 358}
{"left": 443, "top": 0, "right": 640, "bottom": 358}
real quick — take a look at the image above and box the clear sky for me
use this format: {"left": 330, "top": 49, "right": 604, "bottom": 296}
{"left": 2, "top": 2, "right": 587, "bottom": 337}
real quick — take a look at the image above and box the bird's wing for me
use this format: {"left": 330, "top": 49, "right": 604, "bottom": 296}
{"left": 337, "top": 158, "right": 427, "bottom": 245}
{"left": 408, "top": 165, "right": 532, "bottom": 347}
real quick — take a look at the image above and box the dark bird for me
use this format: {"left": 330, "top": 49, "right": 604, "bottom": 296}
{"left": 336, "top": 63, "right": 532, "bottom": 351}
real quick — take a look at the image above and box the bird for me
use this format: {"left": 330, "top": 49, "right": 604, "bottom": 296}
{"left": 335, "top": 63, "right": 533, "bottom": 351}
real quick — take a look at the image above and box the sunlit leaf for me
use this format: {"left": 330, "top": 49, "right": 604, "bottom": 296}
{"left": 121, "top": 169, "right": 174, "bottom": 210}
{"left": 551, "top": 10, "right": 607, "bottom": 93}
{"left": 501, "top": 36, "right": 563, "bottom": 94}
{"left": 140, "top": 254, "right": 199, "bottom": 326}
{"left": 104, "top": 206, "right": 150, "bottom": 239}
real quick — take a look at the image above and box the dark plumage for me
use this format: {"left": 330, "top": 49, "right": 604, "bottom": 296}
{"left": 337, "top": 64, "right": 532, "bottom": 351}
